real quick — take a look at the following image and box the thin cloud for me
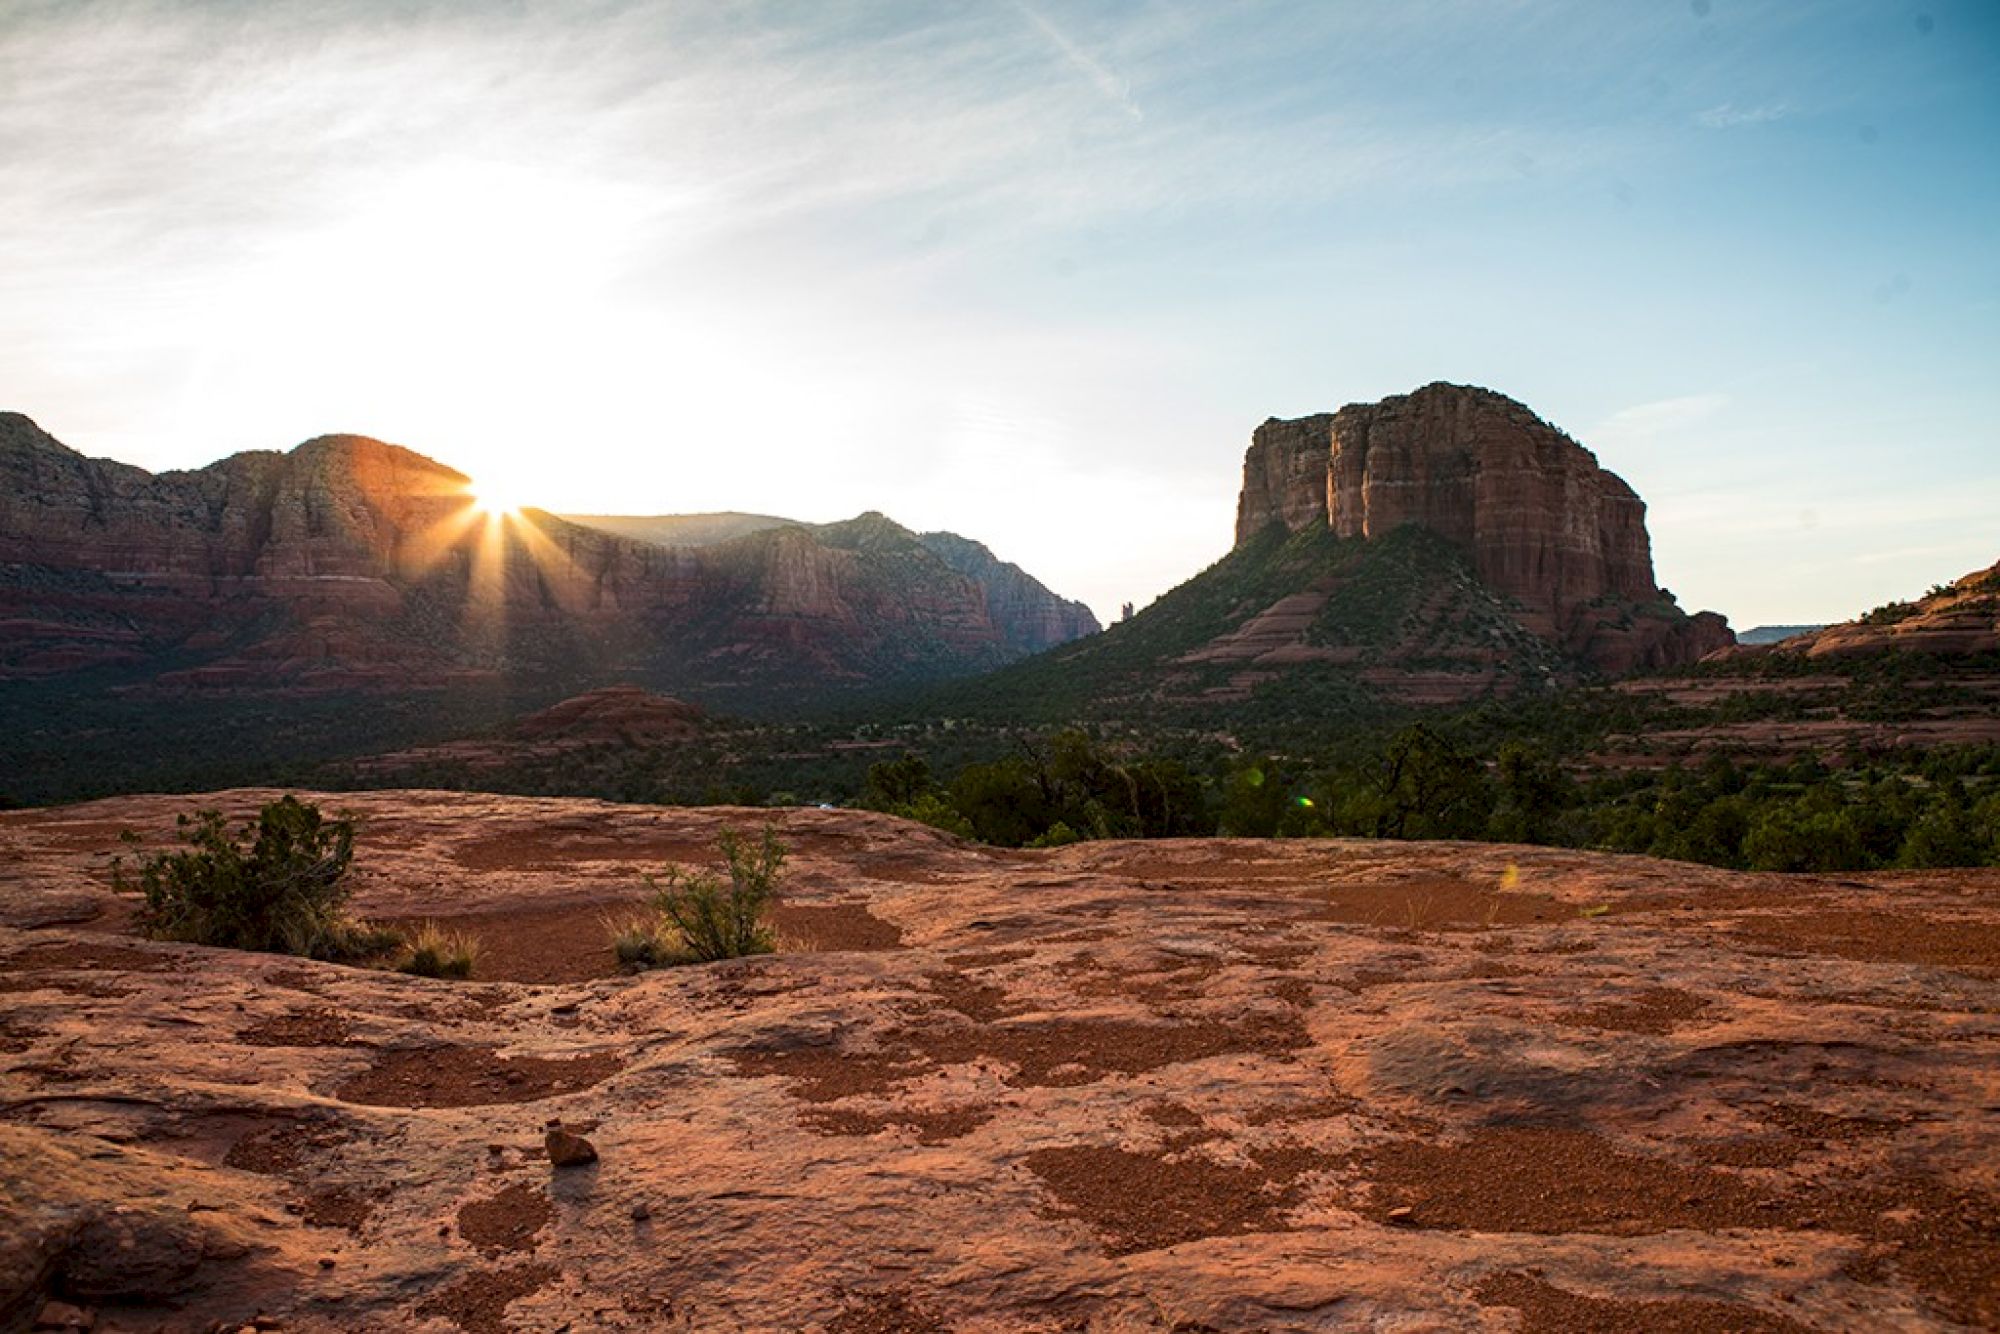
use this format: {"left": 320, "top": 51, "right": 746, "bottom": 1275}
{"left": 1696, "top": 101, "right": 1793, "bottom": 129}
{"left": 1592, "top": 393, "right": 1731, "bottom": 443}
{"left": 1009, "top": 1, "right": 1142, "bottom": 122}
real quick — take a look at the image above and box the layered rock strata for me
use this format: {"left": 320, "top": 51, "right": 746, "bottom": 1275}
{"left": 1234, "top": 383, "right": 1732, "bottom": 672}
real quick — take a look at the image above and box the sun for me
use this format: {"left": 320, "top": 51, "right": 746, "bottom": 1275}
{"left": 469, "top": 481, "right": 525, "bottom": 518}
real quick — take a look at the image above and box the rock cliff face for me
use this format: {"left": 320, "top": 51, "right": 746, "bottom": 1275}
{"left": 0, "top": 413, "right": 1097, "bottom": 695}
{"left": 915, "top": 530, "right": 1102, "bottom": 658}
{"left": 1234, "top": 384, "right": 1731, "bottom": 672}
{"left": 561, "top": 513, "right": 1100, "bottom": 661}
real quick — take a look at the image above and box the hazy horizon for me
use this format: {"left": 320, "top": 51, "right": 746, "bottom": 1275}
{"left": 4, "top": 0, "right": 1996, "bottom": 629}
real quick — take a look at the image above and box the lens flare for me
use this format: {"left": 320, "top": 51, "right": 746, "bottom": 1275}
{"left": 470, "top": 483, "right": 524, "bottom": 518}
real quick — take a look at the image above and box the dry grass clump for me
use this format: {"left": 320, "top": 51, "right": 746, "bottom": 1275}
{"left": 395, "top": 921, "right": 480, "bottom": 979}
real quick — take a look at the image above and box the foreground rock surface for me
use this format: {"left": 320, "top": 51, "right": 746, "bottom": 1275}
{"left": 2, "top": 791, "right": 1997, "bottom": 1332}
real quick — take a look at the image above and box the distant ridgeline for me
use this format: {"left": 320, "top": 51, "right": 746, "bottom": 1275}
{"left": 0, "top": 411, "right": 1094, "bottom": 799}
{"left": 933, "top": 382, "right": 1735, "bottom": 733}
{"left": 0, "top": 412, "right": 1096, "bottom": 699}
{"left": 1737, "top": 625, "right": 1827, "bottom": 646}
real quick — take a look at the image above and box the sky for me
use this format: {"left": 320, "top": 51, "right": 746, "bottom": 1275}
{"left": 2, "top": 0, "right": 1996, "bottom": 629}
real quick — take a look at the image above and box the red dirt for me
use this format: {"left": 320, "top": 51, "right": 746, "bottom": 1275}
{"left": 456, "top": 1182, "right": 553, "bottom": 1256}
{"left": 336, "top": 1045, "right": 622, "bottom": 1108}
{"left": 1025, "top": 1144, "right": 1331, "bottom": 1256}
{"left": 824, "top": 1287, "right": 953, "bottom": 1334}
{"left": 1552, "top": 986, "right": 1710, "bottom": 1035}
{"left": 379, "top": 902, "right": 636, "bottom": 985}
{"left": 771, "top": 901, "right": 903, "bottom": 951}
{"left": 238, "top": 1008, "right": 356, "bottom": 1047}
{"left": 803, "top": 1104, "right": 995, "bottom": 1144}
{"left": 1349, "top": 1127, "right": 1780, "bottom": 1233}
{"left": 299, "top": 1186, "right": 377, "bottom": 1232}
{"left": 223, "top": 1119, "right": 351, "bottom": 1177}
{"left": 413, "top": 1263, "right": 560, "bottom": 1334}
{"left": 1472, "top": 1272, "right": 1815, "bottom": 1333}
{"left": 1728, "top": 907, "right": 2000, "bottom": 974}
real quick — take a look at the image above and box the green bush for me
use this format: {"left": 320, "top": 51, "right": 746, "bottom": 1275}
{"left": 892, "top": 791, "right": 977, "bottom": 839}
{"left": 1027, "top": 820, "right": 1083, "bottom": 848}
{"left": 114, "top": 796, "right": 378, "bottom": 959}
{"left": 636, "top": 826, "right": 787, "bottom": 965}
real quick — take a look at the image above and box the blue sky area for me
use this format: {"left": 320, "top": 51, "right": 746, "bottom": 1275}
{"left": 2, "top": 0, "right": 1995, "bottom": 626}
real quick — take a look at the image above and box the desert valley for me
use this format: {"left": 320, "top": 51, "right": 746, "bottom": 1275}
{"left": 4, "top": 379, "right": 1997, "bottom": 1332}
{"left": 4, "top": 3, "right": 1997, "bottom": 1332}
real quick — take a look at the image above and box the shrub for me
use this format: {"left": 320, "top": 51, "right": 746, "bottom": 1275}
{"left": 396, "top": 921, "right": 480, "bottom": 979}
{"left": 114, "top": 796, "right": 375, "bottom": 959}
{"left": 1027, "top": 820, "right": 1082, "bottom": 848}
{"left": 892, "top": 791, "right": 976, "bottom": 840}
{"left": 626, "top": 826, "right": 787, "bottom": 966}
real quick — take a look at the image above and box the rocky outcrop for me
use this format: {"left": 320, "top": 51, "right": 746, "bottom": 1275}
{"left": 511, "top": 686, "right": 705, "bottom": 743}
{"left": 0, "top": 414, "right": 1098, "bottom": 695}
{"left": 1756, "top": 560, "right": 2000, "bottom": 660}
{"left": 1232, "top": 384, "right": 1732, "bottom": 672}
{"left": 2, "top": 790, "right": 1996, "bottom": 1329}
{"left": 343, "top": 686, "right": 713, "bottom": 781}
{"left": 1234, "top": 413, "right": 1338, "bottom": 539}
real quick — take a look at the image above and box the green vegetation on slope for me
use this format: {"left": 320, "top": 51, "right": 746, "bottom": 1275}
{"left": 893, "top": 521, "right": 1564, "bottom": 744}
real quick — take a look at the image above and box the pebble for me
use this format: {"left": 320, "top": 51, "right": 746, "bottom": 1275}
{"left": 546, "top": 1128, "right": 599, "bottom": 1168}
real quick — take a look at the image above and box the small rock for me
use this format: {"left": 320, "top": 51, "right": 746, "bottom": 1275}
{"left": 251, "top": 1316, "right": 283, "bottom": 1330}
{"left": 33, "top": 1300, "right": 92, "bottom": 1331}
{"left": 550, "top": 1001, "right": 579, "bottom": 1015}
{"left": 545, "top": 1129, "right": 598, "bottom": 1168}
{"left": 317, "top": 1257, "right": 336, "bottom": 1270}
{"left": 1386, "top": 1206, "right": 1417, "bottom": 1226}
{"left": 629, "top": 1200, "right": 651, "bottom": 1221}
{"left": 62, "top": 1208, "right": 206, "bottom": 1300}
